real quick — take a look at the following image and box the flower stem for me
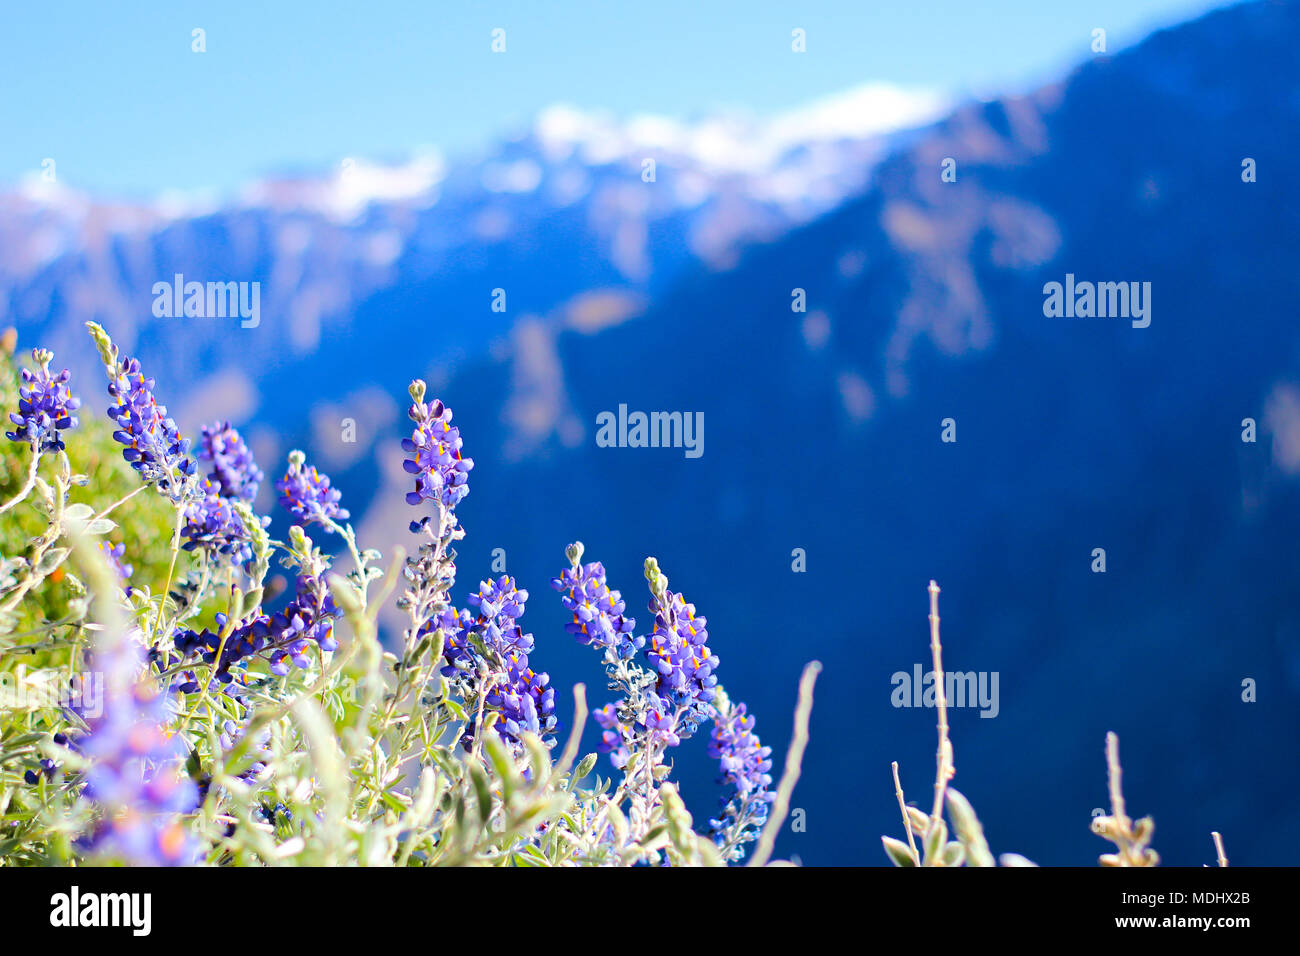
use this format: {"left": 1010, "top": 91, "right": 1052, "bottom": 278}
{"left": 0, "top": 450, "right": 41, "bottom": 516}
{"left": 152, "top": 504, "right": 187, "bottom": 641}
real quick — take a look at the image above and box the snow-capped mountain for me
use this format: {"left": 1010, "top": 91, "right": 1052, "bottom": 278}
{"left": 1, "top": 82, "right": 946, "bottom": 432}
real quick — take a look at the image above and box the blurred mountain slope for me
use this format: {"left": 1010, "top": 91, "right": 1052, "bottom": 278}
{"left": 423, "top": 0, "right": 1300, "bottom": 866}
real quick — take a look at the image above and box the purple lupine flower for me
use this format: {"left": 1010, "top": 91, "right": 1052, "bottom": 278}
{"left": 198, "top": 421, "right": 263, "bottom": 501}
{"left": 104, "top": 356, "right": 197, "bottom": 500}
{"left": 402, "top": 392, "right": 473, "bottom": 514}
{"left": 644, "top": 706, "right": 682, "bottom": 748}
{"left": 466, "top": 575, "right": 536, "bottom": 665}
{"left": 217, "top": 717, "right": 270, "bottom": 783}
{"left": 183, "top": 423, "right": 268, "bottom": 568}
{"left": 77, "top": 631, "right": 200, "bottom": 866}
{"left": 551, "top": 561, "right": 640, "bottom": 657}
{"left": 645, "top": 588, "right": 719, "bottom": 716}
{"left": 276, "top": 450, "right": 348, "bottom": 526}
{"left": 430, "top": 606, "right": 477, "bottom": 678}
{"left": 468, "top": 575, "right": 528, "bottom": 624}
{"left": 551, "top": 548, "right": 678, "bottom": 771}
{"left": 442, "top": 575, "right": 555, "bottom": 748}
{"left": 181, "top": 476, "right": 266, "bottom": 568}
{"left": 23, "top": 758, "right": 58, "bottom": 785}
{"left": 433, "top": 577, "right": 535, "bottom": 678}
{"left": 24, "top": 732, "right": 77, "bottom": 786}
{"left": 173, "top": 572, "right": 340, "bottom": 681}
{"left": 591, "top": 704, "right": 632, "bottom": 769}
{"left": 708, "top": 704, "right": 773, "bottom": 800}
{"left": 5, "top": 349, "right": 80, "bottom": 452}
{"left": 707, "top": 703, "right": 775, "bottom": 855}
{"left": 484, "top": 654, "right": 557, "bottom": 745}
{"left": 98, "top": 540, "right": 134, "bottom": 594}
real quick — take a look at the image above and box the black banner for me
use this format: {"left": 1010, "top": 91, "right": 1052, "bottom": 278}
{"left": 0, "top": 864, "right": 1277, "bottom": 942}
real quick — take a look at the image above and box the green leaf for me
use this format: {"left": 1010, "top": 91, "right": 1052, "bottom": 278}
{"left": 239, "top": 587, "right": 264, "bottom": 619}
{"left": 905, "top": 805, "right": 930, "bottom": 835}
{"left": 429, "top": 748, "right": 460, "bottom": 780}
{"left": 483, "top": 734, "right": 519, "bottom": 800}
{"left": 35, "top": 547, "right": 70, "bottom": 575}
{"left": 469, "top": 763, "right": 493, "bottom": 826}
{"left": 946, "top": 789, "right": 996, "bottom": 867}
{"left": 523, "top": 733, "right": 551, "bottom": 787}
{"left": 923, "top": 818, "right": 947, "bottom": 863}
{"left": 882, "top": 835, "right": 917, "bottom": 867}
{"left": 638, "top": 824, "right": 669, "bottom": 848}
{"left": 607, "top": 800, "right": 629, "bottom": 848}
{"left": 452, "top": 791, "right": 468, "bottom": 835}
{"left": 572, "top": 752, "right": 598, "bottom": 783}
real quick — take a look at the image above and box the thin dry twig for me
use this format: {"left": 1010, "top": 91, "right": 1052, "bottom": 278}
{"left": 929, "top": 580, "right": 954, "bottom": 821}
{"left": 892, "top": 760, "right": 920, "bottom": 865}
{"left": 1106, "top": 731, "right": 1127, "bottom": 825}
{"left": 1096, "top": 732, "right": 1159, "bottom": 866}
{"left": 1212, "top": 831, "right": 1228, "bottom": 867}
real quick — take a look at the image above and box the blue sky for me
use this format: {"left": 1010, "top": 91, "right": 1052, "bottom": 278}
{"left": 0, "top": 0, "right": 1230, "bottom": 197}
